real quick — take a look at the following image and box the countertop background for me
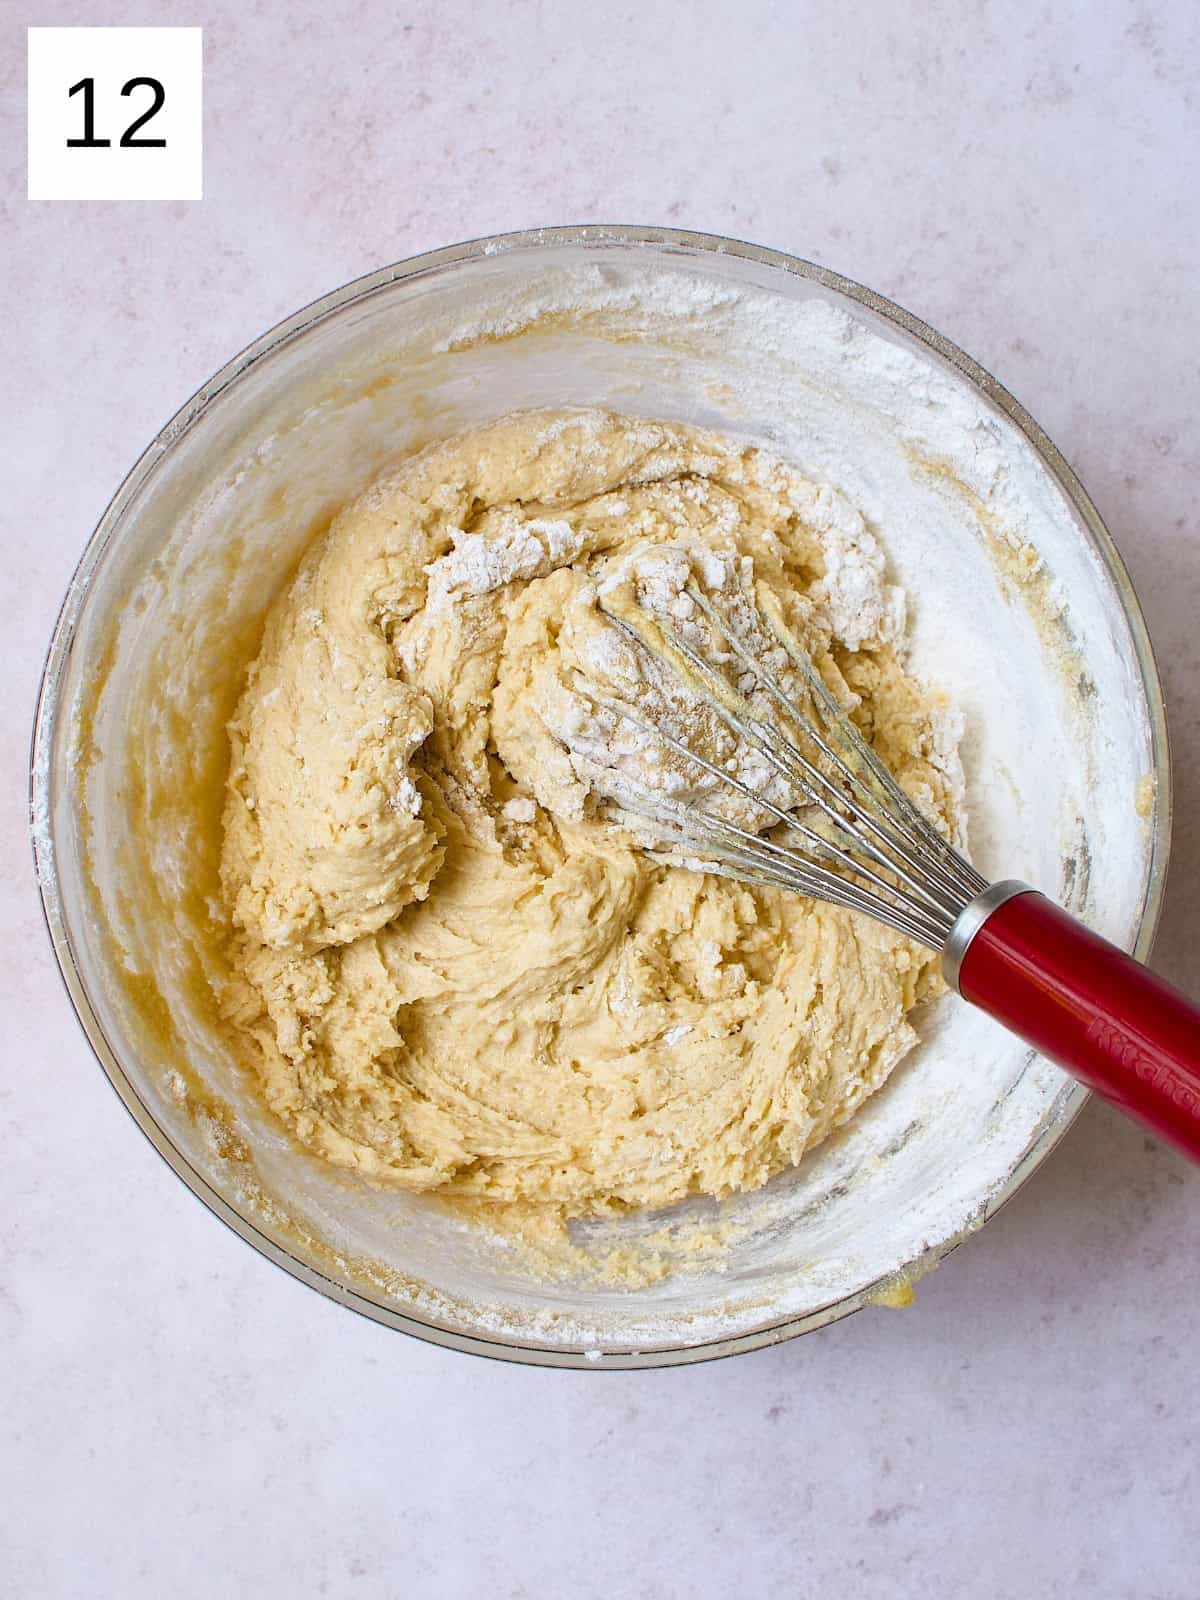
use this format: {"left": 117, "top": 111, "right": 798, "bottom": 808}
{"left": 4, "top": 3, "right": 1198, "bottom": 1595}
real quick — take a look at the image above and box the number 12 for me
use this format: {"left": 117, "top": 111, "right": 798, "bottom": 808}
{"left": 67, "top": 77, "right": 167, "bottom": 149}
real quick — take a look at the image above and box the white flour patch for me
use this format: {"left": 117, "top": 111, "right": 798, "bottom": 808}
{"left": 425, "top": 512, "right": 585, "bottom": 610}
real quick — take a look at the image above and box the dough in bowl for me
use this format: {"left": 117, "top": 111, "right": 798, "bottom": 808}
{"left": 219, "top": 408, "right": 964, "bottom": 1217}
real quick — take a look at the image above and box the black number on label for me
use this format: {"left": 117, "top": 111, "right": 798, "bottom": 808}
{"left": 65, "top": 76, "right": 167, "bottom": 150}
{"left": 66, "top": 77, "right": 110, "bottom": 147}
{"left": 119, "top": 78, "right": 167, "bottom": 147}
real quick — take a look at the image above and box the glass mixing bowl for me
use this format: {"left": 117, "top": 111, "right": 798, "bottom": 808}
{"left": 32, "top": 226, "right": 1171, "bottom": 1368}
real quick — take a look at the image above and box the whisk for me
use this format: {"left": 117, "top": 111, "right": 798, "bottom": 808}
{"left": 590, "top": 579, "right": 1200, "bottom": 1163}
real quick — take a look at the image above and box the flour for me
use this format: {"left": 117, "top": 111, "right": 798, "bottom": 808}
{"left": 431, "top": 264, "right": 741, "bottom": 352}
{"left": 392, "top": 775, "right": 422, "bottom": 816}
{"left": 501, "top": 797, "right": 536, "bottom": 823}
{"left": 790, "top": 482, "right": 907, "bottom": 651}
{"left": 425, "top": 511, "right": 584, "bottom": 610}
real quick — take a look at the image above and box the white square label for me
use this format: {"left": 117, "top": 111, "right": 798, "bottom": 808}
{"left": 28, "top": 27, "right": 202, "bottom": 201}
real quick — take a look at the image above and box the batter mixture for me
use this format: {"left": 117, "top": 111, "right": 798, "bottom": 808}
{"left": 219, "top": 408, "right": 964, "bottom": 1217}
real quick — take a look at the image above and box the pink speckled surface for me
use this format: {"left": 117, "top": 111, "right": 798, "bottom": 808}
{"left": 4, "top": 3, "right": 1198, "bottom": 1595}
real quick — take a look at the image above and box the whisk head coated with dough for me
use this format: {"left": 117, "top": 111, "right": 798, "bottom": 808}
{"left": 586, "top": 566, "right": 988, "bottom": 953}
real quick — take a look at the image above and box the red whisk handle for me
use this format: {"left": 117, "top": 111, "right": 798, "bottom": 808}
{"left": 948, "top": 885, "right": 1200, "bottom": 1162}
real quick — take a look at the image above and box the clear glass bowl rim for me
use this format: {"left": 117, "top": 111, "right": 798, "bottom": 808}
{"left": 30, "top": 224, "right": 1173, "bottom": 1370}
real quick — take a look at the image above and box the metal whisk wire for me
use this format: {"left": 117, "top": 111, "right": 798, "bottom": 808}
{"left": 590, "top": 581, "right": 987, "bottom": 951}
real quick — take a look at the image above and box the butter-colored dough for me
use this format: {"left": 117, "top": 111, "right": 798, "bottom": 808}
{"left": 219, "top": 409, "right": 960, "bottom": 1216}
